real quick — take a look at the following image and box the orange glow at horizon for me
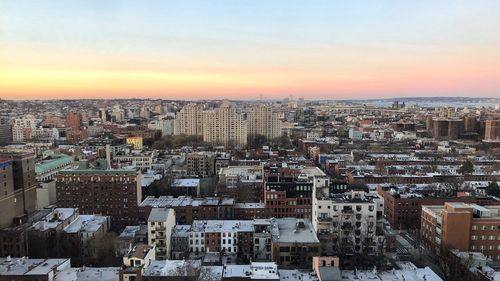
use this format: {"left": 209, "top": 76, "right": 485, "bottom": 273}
{"left": 1, "top": 45, "right": 500, "bottom": 100}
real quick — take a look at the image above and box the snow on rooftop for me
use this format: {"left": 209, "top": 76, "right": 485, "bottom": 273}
{"left": 63, "top": 215, "right": 108, "bottom": 233}
{"left": 30, "top": 208, "right": 77, "bottom": 231}
{"left": 172, "top": 178, "right": 200, "bottom": 187}
{"left": 54, "top": 266, "right": 119, "bottom": 281}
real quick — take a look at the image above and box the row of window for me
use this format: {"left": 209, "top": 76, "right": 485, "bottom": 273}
{"left": 472, "top": 225, "right": 500, "bottom": 231}
{"left": 471, "top": 235, "right": 500, "bottom": 241}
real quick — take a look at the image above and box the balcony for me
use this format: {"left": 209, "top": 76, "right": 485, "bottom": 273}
{"left": 341, "top": 209, "right": 354, "bottom": 214}
{"left": 318, "top": 216, "right": 333, "bottom": 222}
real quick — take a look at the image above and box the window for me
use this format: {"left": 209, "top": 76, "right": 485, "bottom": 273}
{"left": 472, "top": 225, "right": 477, "bottom": 230}
{"left": 472, "top": 235, "right": 477, "bottom": 240}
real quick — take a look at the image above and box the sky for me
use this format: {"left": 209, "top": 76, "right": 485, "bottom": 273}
{"left": 1, "top": 1, "right": 500, "bottom": 100}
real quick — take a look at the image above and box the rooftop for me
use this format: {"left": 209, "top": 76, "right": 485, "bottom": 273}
{"left": 30, "top": 208, "right": 77, "bottom": 231}
{"left": 207, "top": 220, "right": 254, "bottom": 233}
{"left": 54, "top": 266, "right": 120, "bottom": 281}
{"left": 172, "top": 225, "right": 191, "bottom": 237}
{"left": 0, "top": 258, "right": 70, "bottom": 277}
{"left": 270, "top": 218, "right": 320, "bottom": 244}
{"left": 118, "top": 225, "right": 147, "bottom": 238}
{"left": 35, "top": 154, "right": 73, "bottom": 175}
{"left": 172, "top": 178, "right": 200, "bottom": 187}
{"left": 63, "top": 215, "right": 109, "bottom": 233}
{"left": 125, "top": 243, "right": 154, "bottom": 260}
{"left": 143, "top": 260, "right": 202, "bottom": 277}
{"left": 148, "top": 208, "right": 173, "bottom": 222}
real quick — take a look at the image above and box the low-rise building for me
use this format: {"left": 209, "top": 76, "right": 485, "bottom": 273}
{"left": 270, "top": 218, "right": 320, "bottom": 268}
{"left": 120, "top": 243, "right": 155, "bottom": 281}
{"left": 0, "top": 257, "right": 71, "bottom": 281}
{"left": 147, "top": 208, "right": 176, "bottom": 260}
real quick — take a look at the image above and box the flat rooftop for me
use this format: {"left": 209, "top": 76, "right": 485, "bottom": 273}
{"left": 271, "top": 218, "right": 320, "bottom": 244}
{"left": 64, "top": 215, "right": 108, "bottom": 233}
{"left": 54, "top": 267, "right": 120, "bottom": 281}
{"left": 0, "top": 258, "right": 70, "bottom": 277}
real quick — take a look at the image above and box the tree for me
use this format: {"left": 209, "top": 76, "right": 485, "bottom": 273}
{"left": 459, "top": 160, "right": 474, "bottom": 175}
{"left": 247, "top": 134, "right": 267, "bottom": 149}
{"left": 435, "top": 247, "right": 477, "bottom": 281}
{"left": 272, "top": 134, "right": 292, "bottom": 149}
{"left": 486, "top": 182, "right": 500, "bottom": 197}
{"left": 151, "top": 134, "right": 204, "bottom": 150}
{"left": 87, "top": 232, "right": 120, "bottom": 266}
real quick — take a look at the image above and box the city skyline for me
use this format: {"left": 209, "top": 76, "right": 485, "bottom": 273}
{"left": 1, "top": 1, "right": 500, "bottom": 100}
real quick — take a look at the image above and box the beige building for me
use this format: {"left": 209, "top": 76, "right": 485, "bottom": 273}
{"left": 203, "top": 101, "right": 247, "bottom": 147}
{"left": 485, "top": 119, "right": 500, "bottom": 141}
{"left": 147, "top": 208, "right": 176, "bottom": 260}
{"left": 174, "top": 103, "right": 204, "bottom": 136}
{"left": 247, "top": 104, "right": 282, "bottom": 140}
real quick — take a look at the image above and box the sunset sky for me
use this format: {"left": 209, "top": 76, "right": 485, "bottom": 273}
{"left": 1, "top": 1, "right": 500, "bottom": 100}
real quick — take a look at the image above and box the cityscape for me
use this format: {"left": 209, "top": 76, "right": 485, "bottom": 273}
{"left": 1, "top": 1, "right": 500, "bottom": 281}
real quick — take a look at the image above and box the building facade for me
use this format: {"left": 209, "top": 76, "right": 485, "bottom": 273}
{"left": 174, "top": 103, "right": 204, "bottom": 136}
{"left": 147, "top": 208, "right": 176, "bottom": 260}
{"left": 247, "top": 105, "right": 282, "bottom": 140}
{"left": 422, "top": 202, "right": 500, "bottom": 262}
{"left": 0, "top": 150, "right": 38, "bottom": 229}
{"left": 203, "top": 101, "right": 247, "bottom": 147}
{"left": 56, "top": 160, "right": 142, "bottom": 230}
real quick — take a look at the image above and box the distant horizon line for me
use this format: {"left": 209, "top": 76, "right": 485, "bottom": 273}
{"left": 1, "top": 96, "right": 498, "bottom": 102}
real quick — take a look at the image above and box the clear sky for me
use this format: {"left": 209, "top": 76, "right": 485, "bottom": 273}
{"left": 1, "top": 1, "right": 499, "bottom": 100}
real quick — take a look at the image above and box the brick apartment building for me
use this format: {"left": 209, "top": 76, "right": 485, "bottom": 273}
{"left": 141, "top": 196, "right": 272, "bottom": 223}
{"left": 263, "top": 165, "right": 319, "bottom": 219}
{"left": 422, "top": 202, "right": 500, "bottom": 262}
{"left": 377, "top": 186, "right": 500, "bottom": 230}
{"left": 56, "top": 159, "right": 142, "bottom": 230}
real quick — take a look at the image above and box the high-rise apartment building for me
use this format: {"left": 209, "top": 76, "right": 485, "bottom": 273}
{"left": 432, "top": 117, "right": 464, "bottom": 140}
{"left": 65, "top": 111, "right": 82, "bottom": 130}
{"left": 203, "top": 101, "right": 247, "bottom": 147}
{"left": 485, "top": 119, "right": 500, "bottom": 141}
{"left": 0, "top": 150, "right": 38, "bottom": 228}
{"left": 247, "top": 105, "right": 282, "bottom": 140}
{"left": 173, "top": 103, "right": 204, "bottom": 136}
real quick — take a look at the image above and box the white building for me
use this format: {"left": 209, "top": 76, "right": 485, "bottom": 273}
{"left": 12, "top": 115, "right": 38, "bottom": 142}
{"left": 147, "top": 208, "right": 176, "bottom": 260}
{"left": 312, "top": 188, "right": 385, "bottom": 255}
{"left": 148, "top": 117, "right": 175, "bottom": 136}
